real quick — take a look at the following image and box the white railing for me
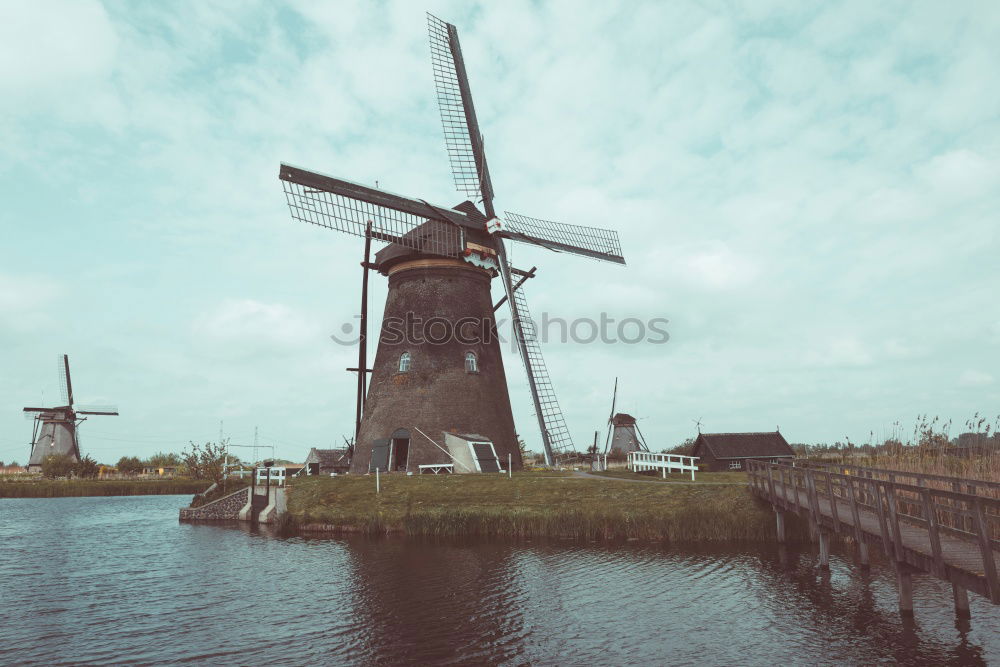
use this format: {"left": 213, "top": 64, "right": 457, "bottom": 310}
{"left": 627, "top": 452, "right": 699, "bottom": 480}
{"left": 255, "top": 467, "right": 287, "bottom": 486}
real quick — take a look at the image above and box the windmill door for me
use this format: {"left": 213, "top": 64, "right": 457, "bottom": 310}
{"left": 369, "top": 439, "right": 391, "bottom": 473}
{"left": 469, "top": 441, "right": 502, "bottom": 473}
{"left": 391, "top": 437, "right": 409, "bottom": 472}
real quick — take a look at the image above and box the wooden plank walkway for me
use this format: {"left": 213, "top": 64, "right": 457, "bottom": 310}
{"left": 746, "top": 460, "right": 1000, "bottom": 616}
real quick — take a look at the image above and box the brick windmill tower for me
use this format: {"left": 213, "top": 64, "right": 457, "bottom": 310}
{"left": 278, "top": 14, "right": 626, "bottom": 473}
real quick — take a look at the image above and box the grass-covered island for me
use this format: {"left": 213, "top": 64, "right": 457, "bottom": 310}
{"left": 0, "top": 477, "right": 211, "bottom": 498}
{"left": 287, "top": 471, "right": 806, "bottom": 543}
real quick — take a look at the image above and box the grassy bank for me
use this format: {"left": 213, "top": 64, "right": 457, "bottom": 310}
{"left": 287, "top": 471, "right": 806, "bottom": 543}
{"left": 588, "top": 470, "right": 747, "bottom": 484}
{"left": 0, "top": 477, "right": 212, "bottom": 498}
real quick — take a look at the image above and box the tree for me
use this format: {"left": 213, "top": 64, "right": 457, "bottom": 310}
{"left": 74, "top": 455, "right": 100, "bottom": 478}
{"left": 41, "top": 454, "right": 76, "bottom": 478}
{"left": 182, "top": 440, "right": 228, "bottom": 486}
{"left": 117, "top": 456, "right": 144, "bottom": 475}
{"left": 146, "top": 451, "right": 181, "bottom": 468}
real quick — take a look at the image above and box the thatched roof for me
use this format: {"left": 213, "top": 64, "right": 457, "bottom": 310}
{"left": 694, "top": 432, "right": 794, "bottom": 459}
{"left": 306, "top": 448, "right": 350, "bottom": 467}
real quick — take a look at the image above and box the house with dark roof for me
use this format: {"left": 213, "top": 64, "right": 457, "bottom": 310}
{"left": 304, "top": 448, "right": 351, "bottom": 475}
{"left": 690, "top": 431, "right": 795, "bottom": 472}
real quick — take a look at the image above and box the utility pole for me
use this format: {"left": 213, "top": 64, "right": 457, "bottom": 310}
{"left": 356, "top": 222, "right": 373, "bottom": 441}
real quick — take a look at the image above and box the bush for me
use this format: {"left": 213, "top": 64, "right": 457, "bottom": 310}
{"left": 117, "top": 456, "right": 144, "bottom": 475}
{"left": 74, "top": 455, "right": 100, "bottom": 479}
{"left": 41, "top": 454, "right": 77, "bottom": 478}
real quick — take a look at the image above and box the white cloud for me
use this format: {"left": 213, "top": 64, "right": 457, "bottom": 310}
{"left": 0, "top": 273, "right": 62, "bottom": 334}
{"left": 0, "top": 0, "right": 117, "bottom": 96}
{"left": 805, "top": 335, "right": 874, "bottom": 368}
{"left": 959, "top": 370, "right": 994, "bottom": 387}
{"left": 194, "top": 299, "right": 322, "bottom": 350}
{"left": 682, "top": 246, "right": 759, "bottom": 291}
{"left": 2, "top": 1, "right": 999, "bottom": 461}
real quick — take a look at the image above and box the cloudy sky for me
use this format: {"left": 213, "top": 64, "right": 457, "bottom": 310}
{"left": 1, "top": 1, "right": 998, "bottom": 464}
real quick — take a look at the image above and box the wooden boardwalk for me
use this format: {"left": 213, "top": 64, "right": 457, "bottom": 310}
{"left": 747, "top": 460, "right": 1000, "bottom": 618}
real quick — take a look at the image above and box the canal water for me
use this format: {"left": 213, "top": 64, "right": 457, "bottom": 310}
{"left": 2, "top": 495, "right": 998, "bottom": 665}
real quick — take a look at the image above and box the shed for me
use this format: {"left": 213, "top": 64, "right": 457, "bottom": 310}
{"left": 690, "top": 431, "right": 795, "bottom": 472}
{"left": 304, "top": 448, "right": 351, "bottom": 475}
{"left": 443, "top": 433, "right": 505, "bottom": 474}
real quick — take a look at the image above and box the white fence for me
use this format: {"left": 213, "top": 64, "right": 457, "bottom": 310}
{"left": 627, "top": 452, "right": 699, "bottom": 480}
{"left": 255, "top": 467, "right": 287, "bottom": 486}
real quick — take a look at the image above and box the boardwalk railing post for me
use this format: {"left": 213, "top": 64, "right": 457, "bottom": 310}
{"left": 970, "top": 496, "right": 1000, "bottom": 604}
{"left": 826, "top": 471, "right": 841, "bottom": 535}
{"left": 766, "top": 464, "right": 777, "bottom": 505}
{"left": 920, "top": 487, "right": 945, "bottom": 578}
{"left": 806, "top": 469, "right": 822, "bottom": 543}
{"left": 885, "top": 484, "right": 906, "bottom": 563}
{"left": 872, "top": 481, "right": 894, "bottom": 558}
{"left": 847, "top": 476, "right": 869, "bottom": 567}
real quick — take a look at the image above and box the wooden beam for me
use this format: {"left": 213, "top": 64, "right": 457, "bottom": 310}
{"left": 279, "top": 163, "right": 479, "bottom": 231}
{"left": 897, "top": 567, "right": 914, "bottom": 618}
{"left": 818, "top": 530, "right": 830, "bottom": 570}
{"left": 493, "top": 266, "right": 536, "bottom": 312}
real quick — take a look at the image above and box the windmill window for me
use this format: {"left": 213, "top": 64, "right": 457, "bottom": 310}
{"left": 398, "top": 352, "right": 411, "bottom": 373}
{"left": 465, "top": 352, "right": 478, "bottom": 373}
{"left": 729, "top": 461, "right": 742, "bottom": 470}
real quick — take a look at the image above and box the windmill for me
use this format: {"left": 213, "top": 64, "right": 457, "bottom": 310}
{"left": 278, "top": 14, "right": 625, "bottom": 472}
{"left": 23, "top": 355, "right": 119, "bottom": 472}
{"left": 601, "top": 379, "right": 649, "bottom": 456}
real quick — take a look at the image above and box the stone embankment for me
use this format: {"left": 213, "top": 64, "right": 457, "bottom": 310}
{"left": 179, "top": 486, "right": 250, "bottom": 521}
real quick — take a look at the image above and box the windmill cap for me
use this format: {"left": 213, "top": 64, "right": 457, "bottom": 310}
{"left": 612, "top": 413, "right": 636, "bottom": 426}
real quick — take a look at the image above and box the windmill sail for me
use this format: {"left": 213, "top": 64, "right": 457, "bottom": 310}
{"left": 427, "top": 14, "right": 589, "bottom": 464}
{"left": 279, "top": 164, "right": 468, "bottom": 258}
{"left": 427, "top": 13, "right": 494, "bottom": 207}
{"left": 501, "top": 211, "right": 625, "bottom": 264}
{"left": 506, "top": 271, "right": 575, "bottom": 463}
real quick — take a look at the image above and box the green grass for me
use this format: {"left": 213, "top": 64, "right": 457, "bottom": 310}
{"left": 0, "top": 477, "right": 212, "bottom": 498}
{"left": 588, "top": 470, "right": 748, "bottom": 484}
{"left": 187, "top": 479, "right": 251, "bottom": 507}
{"left": 286, "top": 471, "right": 805, "bottom": 543}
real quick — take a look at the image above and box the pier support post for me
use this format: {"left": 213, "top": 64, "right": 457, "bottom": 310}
{"left": 808, "top": 518, "right": 818, "bottom": 543}
{"left": 896, "top": 568, "right": 914, "bottom": 618}
{"left": 775, "top": 510, "right": 786, "bottom": 543}
{"left": 858, "top": 540, "right": 870, "bottom": 568}
{"left": 818, "top": 530, "right": 830, "bottom": 570}
{"left": 952, "top": 584, "right": 971, "bottom": 619}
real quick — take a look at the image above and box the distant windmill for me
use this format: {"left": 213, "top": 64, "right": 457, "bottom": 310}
{"left": 692, "top": 418, "right": 704, "bottom": 433}
{"left": 23, "top": 355, "right": 118, "bottom": 472}
{"left": 602, "top": 379, "right": 649, "bottom": 456}
{"left": 278, "top": 14, "right": 626, "bottom": 472}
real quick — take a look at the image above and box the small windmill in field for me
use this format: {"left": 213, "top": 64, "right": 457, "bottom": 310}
{"left": 23, "top": 355, "right": 118, "bottom": 472}
{"left": 601, "top": 378, "right": 650, "bottom": 457}
{"left": 278, "top": 14, "right": 626, "bottom": 472}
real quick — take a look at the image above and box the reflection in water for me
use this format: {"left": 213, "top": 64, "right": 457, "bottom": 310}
{"left": 0, "top": 495, "right": 997, "bottom": 665}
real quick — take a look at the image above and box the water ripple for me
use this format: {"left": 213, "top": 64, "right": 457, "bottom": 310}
{"left": 1, "top": 496, "right": 998, "bottom": 665}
